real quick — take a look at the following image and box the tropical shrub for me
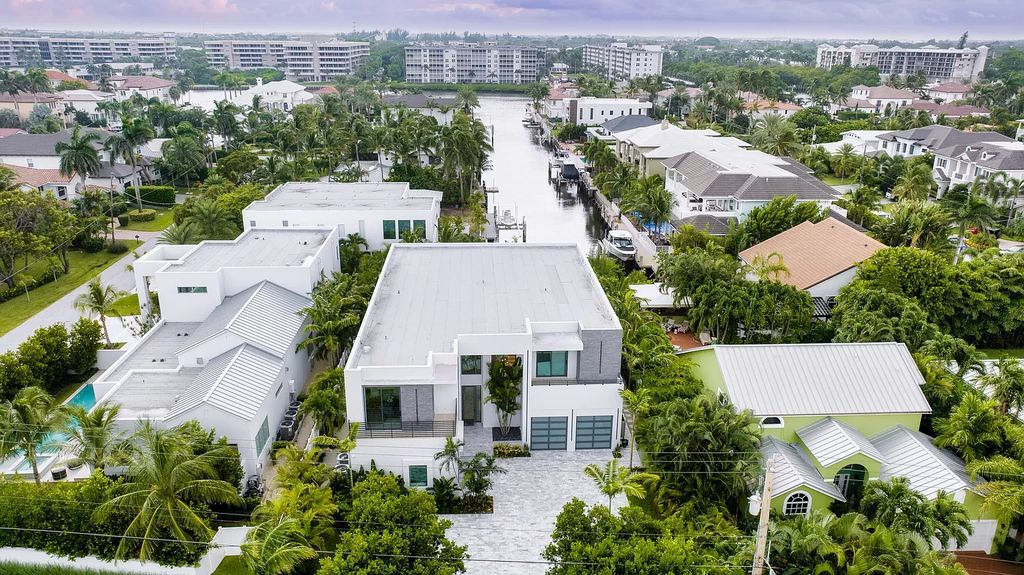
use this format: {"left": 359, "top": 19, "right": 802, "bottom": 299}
{"left": 105, "top": 241, "right": 129, "bottom": 254}
{"left": 492, "top": 443, "right": 530, "bottom": 458}
{"left": 128, "top": 209, "right": 157, "bottom": 222}
{"left": 135, "top": 185, "right": 177, "bottom": 206}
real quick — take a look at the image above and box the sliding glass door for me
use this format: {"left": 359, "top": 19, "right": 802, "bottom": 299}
{"left": 365, "top": 387, "right": 402, "bottom": 429}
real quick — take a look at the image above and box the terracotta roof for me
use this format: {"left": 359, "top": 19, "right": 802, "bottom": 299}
{"left": 44, "top": 70, "right": 95, "bottom": 89}
{"left": 112, "top": 75, "right": 174, "bottom": 90}
{"left": 739, "top": 217, "right": 885, "bottom": 290}
{"left": 313, "top": 85, "right": 339, "bottom": 96}
{"left": 0, "top": 128, "right": 25, "bottom": 138}
{"left": 929, "top": 82, "right": 973, "bottom": 94}
{"left": 0, "top": 91, "right": 62, "bottom": 103}
{"left": 2, "top": 163, "right": 75, "bottom": 187}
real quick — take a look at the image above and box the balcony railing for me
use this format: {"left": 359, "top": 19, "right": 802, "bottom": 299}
{"left": 532, "top": 377, "right": 622, "bottom": 386}
{"left": 357, "top": 420, "right": 456, "bottom": 439}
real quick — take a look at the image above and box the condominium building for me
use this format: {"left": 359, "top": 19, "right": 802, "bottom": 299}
{"left": 203, "top": 39, "right": 369, "bottom": 82}
{"left": 0, "top": 35, "right": 177, "bottom": 67}
{"left": 582, "top": 43, "right": 663, "bottom": 80}
{"left": 815, "top": 44, "right": 988, "bottom": 83}
{"left": 404, "top": 44, "right": 542, "bottom": 85}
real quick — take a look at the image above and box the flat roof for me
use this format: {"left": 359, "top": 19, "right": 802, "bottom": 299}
{"left": 167, "top": 229, "right": 330, "bottom": 273}
{"left": 246, "top": 182, "right": 440, "bottom": 212}
{"left": 349, "top": 244, "right": 620, "bottom": 368}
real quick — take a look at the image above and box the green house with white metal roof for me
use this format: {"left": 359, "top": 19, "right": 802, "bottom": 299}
{"left": 685, "top": 343, "right": 1001, "bottom": 552}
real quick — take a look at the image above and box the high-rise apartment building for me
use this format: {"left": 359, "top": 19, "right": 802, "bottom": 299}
{"left": 0, "top": 35, "right": 177, "bottom": 67}
{"left": 404, "top": 44, "right": 542, "bottom": 85}
{"left": 582, "top": 43, "right": 663, "bottom": 79}
{"left": 816, "top": 44, "right": 989, "bottom": 83}
{"left": 203, "top": 39, "right": 370, "bottom": 82}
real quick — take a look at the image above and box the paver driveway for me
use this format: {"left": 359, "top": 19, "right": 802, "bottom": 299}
{"left": 445, "top": 449, "right": 623, "bottom": 575}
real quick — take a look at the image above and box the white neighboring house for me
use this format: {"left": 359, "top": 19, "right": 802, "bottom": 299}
{"left": 242, "top": 182, "right": 442, "bottom": 249}
{"left": 924, "top": 82, "right": 975, "bottom": 102}
{"left": 0, "top": 128, "right": 140, "bottom": 191}
{"left": 932, "top": 140, "right": 1024, "bottom": 196}
{"left": 2, "top": 162, "right": 84, "bottom": 201}
{"left": 382, "top": 93, "right": 457, "bottom": 126}
{"left": 58, "top": 89, "right": 116, "bottom": 125}
{"left": 816, "top": 130, "right": 891, "bottom": 155}
{"left": 847, "top": 85, "right": 918, "bottom": 113}
{"left": 110, "top": 75, "right": 175, "bottom": 102}
{"left": 877, "top": 125, "right": 1012, "bottom": 160}
{"left": 566, "top": 97, "right": 652, "bottom": 126}
{"left": 232, "top": 79, "right": 318, "bottom": 112}
{"left": 611, "top": 120, "right": 742, "bottom": 177}
{"left": 344, "top": 244, "right": 624, "bottom": 487}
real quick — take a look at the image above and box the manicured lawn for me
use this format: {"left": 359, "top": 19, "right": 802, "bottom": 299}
{"left": 0, "top": 563, "right": 137, "bottom": 575}
{"left": 109, "top": 292, "right": 141, "bottom": 317}
{"left": 979, "top": 348, "right": 1024, "bottom": 359}
{"left": 819, "top": 174, "right": 856, "bottom": 186}
{"left": 0, "top": 241, "right": 141, "bottom": 337}
{"left": 120, "top": 208, "right": 175, "bottom": 232}
{"left": 212, "top": 556, "right": 250, "bottom": 575}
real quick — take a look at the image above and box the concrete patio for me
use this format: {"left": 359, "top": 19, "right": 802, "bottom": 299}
{"left": 445, "top": 443, "right": 622, "bottom": 575}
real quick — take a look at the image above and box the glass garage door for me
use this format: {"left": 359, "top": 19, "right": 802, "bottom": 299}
{"left": 530, "top": 417, "right": 568, "bottom": 450}
{"left": 575, "top": 416, "right": 614, "bottom": 449}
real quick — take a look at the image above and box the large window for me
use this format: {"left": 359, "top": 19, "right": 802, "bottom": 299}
{"left": 461, "top": 355, "right": 482, "bottom": 375}
{"left": 364, "top": 387, "right": 402, "bottom": 429}
{"left": 383, "top": 220, "right": 397, "bottom": 240}
{"left": 409, "top": 465, "right": 428, "bottom": 488}
{"left": 255, "top": 417, "right": 270, "bottom": 456}
{"left": 413, "top": 220, "right": 427, "bottom": 236}
{"left": 783, "top": 492, "right": 810, "bottom": 516}
{"left": 398, "top": 219, "right": 412, "bottom": 236}
{"left": 536, "top": 351, "right": 568, "bottom": 377}
{"left": 177, "top": 286, "right": 208, "bottom": 294}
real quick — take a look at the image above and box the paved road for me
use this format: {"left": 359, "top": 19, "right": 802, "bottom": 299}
{"left": 0, "top": 230, "right": 161, "bottom": 353}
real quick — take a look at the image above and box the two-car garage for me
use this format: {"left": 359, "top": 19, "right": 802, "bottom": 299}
{"left": 530, "top": 415, "right": 616, "bottom": 451}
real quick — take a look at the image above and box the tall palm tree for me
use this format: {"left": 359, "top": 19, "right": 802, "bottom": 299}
{"left": 74, "top": 278, "right": 127, "bottom": 346}
{"left": 56, "top": 125, "right": 102, "bottom": 181}
{"left": 620, "top": 175, "right": 673, "bottom": 233}
{"left": 161, "top": 135, "right": 204, "bottom": 189}
{"left": 583, "top": 459, "right": 658, "bottom": 511}
{"left": 980, "top": 357, "right": 1024, "bottom": 416}
{"left": 832, "top": 143, "right": 858, "bottom": 179}
{"left": 63, "top": 402, "right": 125, "bottom": 471}
{"left": 0, "top": 69, "right": 27, "bottom": 119}
{"left": 842, "top": 185, "right": 882, "bottom": 226}
{"left": 0, "top": 387, "right": 69, "bottom": 485}
{"left": 751, "top": 114, "right": 802, "bottom": 156}
{"left": 241, "top": 517, "right": 318, "bottom": 575}
{"left": 941, "top": 185, "right": 998, "bottom": 264}
{"left": 434, "top": 436, "right": 465, "bottom": 486}
{"left": 185, "top": 198, "right": 238, "bottom": 241}
{"left": 934, "top": 393, "right": 1003, "bottom": 462}
{"left": 94, "top": 422, "right": 242, "bottom": 560}
{"left": 338, "top": 233, "right": 368, "bottom": 273}
{"left": 105, "top": 117, "right": 155, "bottom": 212}
{"left": 891, "top": 163, "right": 936, "bottom": 202}
{"left": 620, "top": 387, "right": 652, "bottom": 469}
{"left": 455, "top": 85, "right": 480, "bottom": 115}
{"left": 594, "top": 162, "right": 637, "bottom": 200}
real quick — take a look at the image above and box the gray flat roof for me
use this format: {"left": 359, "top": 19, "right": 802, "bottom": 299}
{"left": 169, "top": 229, "right": 330, "bottom": 273}
{"left": 246, "top": 182, "right": 440, "bottom": 212}
{"left": 349, "top": 244, "right": 620, "bottom": 368}
{"left": 104, "top": 322, "right": 200, "bottom": 381}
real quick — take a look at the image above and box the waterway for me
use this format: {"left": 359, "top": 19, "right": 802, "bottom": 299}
{"left": 466, "top": 95, "right": 609, "bottom": 252}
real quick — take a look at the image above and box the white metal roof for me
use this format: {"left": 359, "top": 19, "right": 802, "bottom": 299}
{"left": 179, "top": 281, "right": 310, "bottom": 358}
{"left": 166, "top": 344, "right": 283, "bottom": 422}
{"left": 246, "top": 181, "right": 441, "bottom": 212}
{"left": 348, "top": 244, "right": 620, "bottom": 368}
{"left": 629, "top": 283, "right": 691, "bottom": 309}
{"left": 707, "top": 343, "right": 931, "bottom": 416}
{"left": 872, "top": 426, "right": 980, "bottom": 499}
{"left": 762, "top": 437, "right": 846, "bottom": 501}
{"left": 797, "top": 417, "right": 886, "bottom": 468}
{"left": 168, "top": 229, "right": 330, "bottom": 273}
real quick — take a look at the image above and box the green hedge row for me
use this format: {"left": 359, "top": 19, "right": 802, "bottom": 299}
{"left": 134, "top": 186, "right": 176, "bottom": 206}
{"left": 0, "top": 563, "right": 138, "bottom": 575}
{"left": 128, "top": 209, "right": 156, "bottom": 222}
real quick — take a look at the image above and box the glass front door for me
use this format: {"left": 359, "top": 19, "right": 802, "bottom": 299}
{"left": 365, "top": 387, "right": 402, "bottom": 429}
{"left": 461, "top": 385, "right": 482, "bottom": 424}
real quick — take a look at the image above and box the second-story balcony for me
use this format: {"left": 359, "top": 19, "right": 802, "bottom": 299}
{"left": 357, "top": 419, "right": 457, "bottom": 439}
{"left": 532, "top": 376, "right": 622, "bottom": 386}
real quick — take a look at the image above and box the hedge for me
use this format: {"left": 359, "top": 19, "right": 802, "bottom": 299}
{"left": 128, "top": 209, "right": 156, "bottom": 222}
{"left": 0, "top": 473, "right": 207, "bottom": 567}
{"left": 0, "top": 564, "right": 138, "bottom": 575}
{"left": 134, "top": 185, "right": 176, "bottom": 206}
{"left": 116, "top": 214, "right": 130, "bottom": 227}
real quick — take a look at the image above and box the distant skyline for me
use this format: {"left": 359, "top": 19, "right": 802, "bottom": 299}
{"left": 3, "top": 0, "right": 1023, "bottom": 41}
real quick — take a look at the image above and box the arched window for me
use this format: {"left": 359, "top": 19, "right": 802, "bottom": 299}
{"left": 783, "top": 492, "right": 810, "bottom": 516}
{"left": 760, "top": 416, "right": 784, "bottom": 428}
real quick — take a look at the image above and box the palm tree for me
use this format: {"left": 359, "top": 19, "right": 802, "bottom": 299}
{"left": 105, "top": 117, "right": 155, "bottom": 212}
{"left": 860, "top": 477, "right": 931, "bottom": 535}
{"left": 969, "top": 456, "right": 1024, "bottom": 522}
{"left": 832, "top": 143, "right": 858, "bottom": 179}
{"left": 338, "top": 233, "right": 368, "bottom": 273}
{"left": 583, "top": 459, "right": 658, "bottom": 511}
{"left": 930, "top": 490, "right": 974, "bottom": 549}
{"left": 934, "top": 393, "right": 1003, "bottom": 462}
{"left": 63, "top": 402, "right": 125, "bottom": 471}
{"left": 594, "top": 162, "right": 637, "bottom": 201}
{"left": 241, "top": 517, "right": 318, "bottom": 575}
{"left": 620, "top": 387, "right": 652, "bottom": 469}
{"left": 185, "top": 198, "right": 238, "bottom": 241}
{"left": 161, "top": 135, "right": 204, "bottom": 189}
{"left": 56, "top": 125, "right": 102, "bottom": 181}
{"left": 891, "top": 163, "right": 936, "bottom": 202}
{"left": 0, "top": 69, "right": 27, "bottom": 119}
{"left": 980, "top": 358, "right": 1024, "bottom": 416}
{"left": 455, "top": 85, "right": 480, "bottom": 115}
{"left": 746, "top": 251, "right": 790, "bottom": 281}
{"left": 750, "top": 114, "right": 802, "bottom": 156}
{"left": 0, "top": 387, "right": 69, "bottom": 485}
{"left": 434, "top": 436, "right": 464, "bottom": 486}
{"left": 941, "top": 185, "right": 998, "bottom": 264}
{"left": 158, "top": 222, "right": 200, "bottom": 245}
{"left": 620, "top": 174, "right": 673, "bottom": 233}
{"left": 94, "top": 422, "right": 242, "bottom": 560}
{"left": 74, "top": 278, "right": 127, "bottom": 346}
{"left": 842, "top": 185, "right": 881, "bottom": 226}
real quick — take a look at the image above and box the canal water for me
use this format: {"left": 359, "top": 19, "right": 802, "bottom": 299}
{"left": 476, "top": 95, "right": 608, "bottom": 253}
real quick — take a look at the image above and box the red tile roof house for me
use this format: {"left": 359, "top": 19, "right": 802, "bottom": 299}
{"left": 924, "top": 82, "right": 975, "bottom": 102}
{"left": 44, "top": 70, "right": 96, "bottom": 90}
{"left": 110, "top": 75, "right": 175, "bottom": 102}
{"left": 2, "top": 163, "right": 84, "bottom": 200}
{"left": 0, "top": 91, "right": 63, "bottom": 122}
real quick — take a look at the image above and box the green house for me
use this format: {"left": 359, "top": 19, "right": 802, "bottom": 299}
{"left": 686, "top": 343, "right": 1001, "bottom": 552}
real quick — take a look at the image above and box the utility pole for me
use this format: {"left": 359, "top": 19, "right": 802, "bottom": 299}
{"left": 751, "top": 455, "right": 776, "bottom": 575}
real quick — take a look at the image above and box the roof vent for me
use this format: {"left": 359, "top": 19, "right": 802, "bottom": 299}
{"left": 362, "top": 345, "right": 371, "bottom": 353}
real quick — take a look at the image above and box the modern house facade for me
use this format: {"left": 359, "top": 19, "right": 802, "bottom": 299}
{"left": 876, "top": 125, "right": 1011, "bottom": 160}
{"left": 241, "top": 182, "right": 442, "bottom": 250}
{"left": 203, "top": 38, "right": 370, "bottom": 82}
{"left": 343, "top": 244, "right": 624, "bottom": 487}
{"left": 566, "top": 97, "right": 652, "bottom": 126}
{"left": 0, "top": 35, "right": 177, "bottom": 67}
{"left": 816, "top": 44, "right": 989, "bottom": 82}
{"left": 404, "top": 44, "right": 542, "bottom": 85}
{"left": 582, "top": 43, "right": 664, "bottom": 79}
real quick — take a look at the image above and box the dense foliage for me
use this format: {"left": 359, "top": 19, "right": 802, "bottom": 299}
{"left": 0, "top": 319, "right": 101, "bottom": 399}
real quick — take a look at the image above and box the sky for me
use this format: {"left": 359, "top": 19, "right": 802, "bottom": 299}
{"left": 3, "top": 0, "right": 1023, "bottom": 41}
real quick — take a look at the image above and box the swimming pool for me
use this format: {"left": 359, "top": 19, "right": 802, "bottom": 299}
{"left": 0, "top": 384, "right": 99, "bottom": 476}
{"left": 67, "top": 383, "right": 97, "bottom": 410}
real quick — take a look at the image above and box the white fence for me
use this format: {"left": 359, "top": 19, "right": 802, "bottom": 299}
{"left": 0, "top": 526, "right": 250, "bottom": 575}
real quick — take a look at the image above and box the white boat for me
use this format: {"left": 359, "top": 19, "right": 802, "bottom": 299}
{"left": 602, "top": 230, "right": 636, "bottom": 261}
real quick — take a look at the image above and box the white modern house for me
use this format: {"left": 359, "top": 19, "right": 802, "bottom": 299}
{"left": 242, "top": 182, "right": 442, "bottom": 250}
{"left": 566, "top": 97, "right": 652, "bottom": 126}
{"left": 89, "top": 227, "right": 342, "bottom": 478}
{"left": 611, "top": 120, "right": 747, "bottom": 177}
{"left": 343, "top": 244, "right": 624, "bottom": 487}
